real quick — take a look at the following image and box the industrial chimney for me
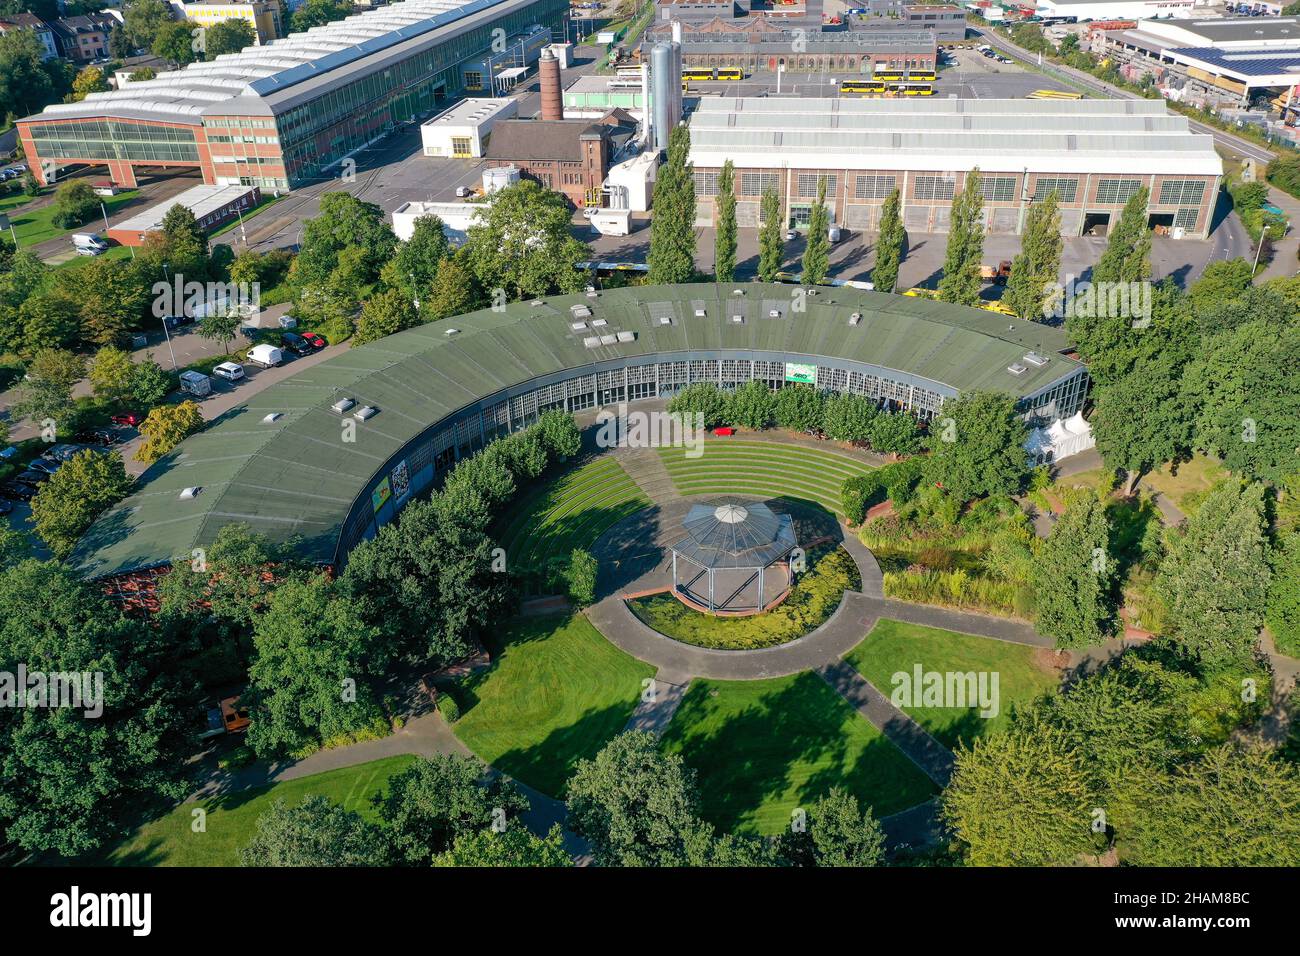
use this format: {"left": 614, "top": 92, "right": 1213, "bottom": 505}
{"left": 539, "top": 48, "right": 563, "bottom": 121}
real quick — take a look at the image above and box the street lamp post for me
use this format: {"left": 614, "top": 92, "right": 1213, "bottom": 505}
{"left": 160, "top": 262, "right": 178, "bottom": 370}
{"left": 100, "top": 201, "right": 110, "bottom": 234}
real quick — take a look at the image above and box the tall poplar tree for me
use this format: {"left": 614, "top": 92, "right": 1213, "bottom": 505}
{"left": 757, "top": 188, "right": 784, "bottom": 282}
{"left": 714, "top": 159, "right": 737, "bottom": 282}
{"left": 647, "top": 125, "right": 696, "bottom": 284}
{"left": 938, "top": 168, "right": 985, "bottom": 306}
{"left": 1032, "top": 491, "right": 1116, "bottom": 649}
{"left": 872, "top": 187, "right": 905, "bottom": 293}
{"left": 1005, "top": 189, "right": 1063, "bottom": 320}
{"left": 802, "top": 176, "right": 831, "bottom": 285}
{"left": 1091, "top": 186, "right": 1152, "bottom": 285}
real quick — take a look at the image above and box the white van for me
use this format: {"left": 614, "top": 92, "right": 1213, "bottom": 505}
{"left": 72, "top": 233, "right": 108, "bottom": 255}
{"left": 179, "top": 370, "right": 212, "bottom": 397}
{"left": 213, "top": 361, "right": 245, "bottom": 382}
{"left": 248, "top": 344, "right": 283, "bottom": 368}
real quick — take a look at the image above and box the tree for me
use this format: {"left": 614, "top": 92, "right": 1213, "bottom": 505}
{"left": 1153, "top": 481, "right": 1271, "bottom": 667}
{"left": 433, "top": 824, "right": 571, "bottom": 867}
{"left": 773, "top": 385, "right": 825, "bottom": 433}
{"left": 1114, "top": 745, "right": 1300, "bottom": 867}
{"left": 240, "top": 796, "right": 391, "bottom": 867}
{"left": 872, "top": 187, "right": 905, "bottom": 294}
{"left": 1187, "top": 258, "right": 1253, "bottom": 318}
{"left": 198, "top": 309, "right": 240, "bottom": 355}
{"left": 924, "top": 391, "right": 1027, "bottom": 502}
{"left": 292, "top": 191, "right": 396, "bottom": 290}
{"left": 244, "top": 574, "right": 385, "bottom": 756}
{"left": 666, "top": 382, "right": 726, "bottom": 429}
{"left": 714, "top": 159, "right": 737, "bottom": 282}
{"left": 0, "top": 27, "right": 56, "bottom": 120}
{"left": 160, "top": 203, "right": 208, "bottom": 257}
{"left": 70, "top": 65, "right": 109, "bottom": 102}
{"left": 420, "top": 254, "right": 480, "bottom": 323}
{"left": 868, "top": 411, "right": 924, "bottom": 456}
{"left": 288, "top": 0, "right": 353, "bottom": 32}
{"left": 1267, "top": 532, "right": 1300, "bottom": 657}
{"left": 129, "top": 354, "right": 172, "bottom": 408}
{"left": 942, "top": 721, "right": 1099, "bottom": 866}
{"left": 1091, "top": 187, "right": 1151, "bottom": 286}
{"left": 372, "top": 754, "right": 530, "bottom": 864}
{"left": 18, "top": 292, "right": 81, "bottom": 355}
{"left": 724, "top": 379, "right": 775, "bottom": 431}
{"left": 802, "top": 176, "right": 832, "bottom": 285}
{"left": 12, "top": 348, "right": 84, "bottom": 429}
{"left": 538, "top": 409, "right": 581, "bottom": 459}
{"left": 89, "top": 346, "right": 137, "bottom": 407}
{"left": 204, "top": 18, "right": 254, "bottom": 59}
{"left": 30, "top": 450, "right": 132, "bottom": 559}
{"left": 937, "top": 168, "right": 984, "bottom": 306}
{"left": 0, "top": 560, "right": 191, "bottom": 856}
{"left": 136, "top": 400, "right": 203, "bottom": 463}
{"left": 1005, "top": 190, "right": 1062, "bottom": 320}
{"left": 647, "top": 125, "right": 696, "bottom": 284}
{"left": 779, "top": 788, "right": 885, "bottom": 867}
{"left": 822, "top": 392, "right": 877, "bottom": 443}
{"left": 461, "top": 180, "right": 587, "bottom": 299}
{"left": 64, "top": 255, "right": 150, "bottom": 346}
{"left": 565, "top": 731, "right": 709, "bottom": 867}
{"left": 757, "top": 188, "right": 784, "bottom": 282}
{"left": 151, "top": 19, "right": 200, "bottom": 67}
{"left": 566, "top": 548, "right": 598, "bottom": 606}
{"left": 391, "top": 214, "right": 450, "bottom": 300}
{"left": 124, "top": 0, "right": 175, "bottom": 49}
{"left": 50, "top": 180, "right": 99, "bottom": 229}
{"left": 353, "top": 287, "right": 417, "bottom": 346}
{"left": 1032, "top": 491, "right": 1115, "bottom": 649}
{"left": 130, "top": 65, "right": 157, "bottom": 81}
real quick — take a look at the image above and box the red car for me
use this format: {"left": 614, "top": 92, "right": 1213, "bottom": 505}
{"left": 110, "top": 412, "right": 142, "bottom": 427}
{"left": 713, "top": 427, "right": 735, "bottom": 436}
{"left": 301, "top": 332, "right": 327, "bottom": 349}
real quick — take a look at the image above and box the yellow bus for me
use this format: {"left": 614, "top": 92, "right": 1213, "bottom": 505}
{"left": 1026, "top": 89, "right": 1084, "bottom": 100}
{"left": 905, "top": 70, "right": 937, "bottom": 82}
{"left": 840, "top": 79, "right": 887, "bottom": 95}
{"left": 716, "top": 67, "right": 744, "bottom": 81}
{"left": 682, "top": 67, "right": 716, "bottom": 81}
{"left": 889, "top": 82, "right": 934, "bottom": 96}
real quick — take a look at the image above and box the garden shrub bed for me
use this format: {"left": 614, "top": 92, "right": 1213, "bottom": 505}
{"left": 626, "top": 544, "right": 860, "bottom": 650}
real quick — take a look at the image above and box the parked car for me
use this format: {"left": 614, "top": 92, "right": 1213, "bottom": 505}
{"left": 75, "top": 428, "right": 120, "bottom": 447}
{"left": 28, "top": 458, "right": 61, "bottom": 477}
{"left": 281, "top": 331, "right": 312, "bottom": 356}
{"left": 0, "top": 498, "right": 12, "bottom": 516}
{"left": 213, "top": 361, "right": 245, "bottom": 382}
{"left": 111, "top": 412, "right": 143, "bottom": 427}
{"left": 0, "top": 482, "right": 37, "bottom": 501}
{"left": 301, "top": 331, "right": 327, "bottom": 349}
{"left": 17, "top": 468, "right": 47, "bottom": 484}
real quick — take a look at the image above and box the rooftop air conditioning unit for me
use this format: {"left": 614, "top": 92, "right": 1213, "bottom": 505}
{"left": 332, "top": 397, "right": 355, "bottom": 414}
{"left": 571, "top": 321, "right": 588, "bottom": 331}
{"left": 599, "top": 334, "right": 617, "bottom": 345}
{"left": 849, "top": 312, "right": 862, "bottom": 326}
{"left": 769, "top": 309, "right": 781, "bottom": 318}
{"left": 616, "top": 330, "right": 636, "bottom": 343}
{"left": 694, "top": 308, "right": 706, "bottom": 317}
{"left": 731, "top": 314, "right": 744, "bottom": 324}
{"left": 262, "top": 412, "right": 282, "bottom": 423}
{"left": 1023, "top": 352, "right": 1049, "bottom": 367}
{"left": 658, "top": 316, "right": 672, "bottom": 326}
{"left": 571, "top": 304, "right": 592, "bottom": 318}
{"left": 353, "top": 405, "right": 378, "bottom": 421}
{"left": 584, "top": 336, "right": 601, "bottom": 348}
{"left": 180, "top": 487, "right": 201, "bottom": 499}
{"left": 591, "top": 318, "right": 608, "bottom": 327}
{"left": 1007, "top": 363, "right": 1027, "bottom": 376}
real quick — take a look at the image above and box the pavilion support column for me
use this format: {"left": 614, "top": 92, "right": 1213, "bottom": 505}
{"left": 709, "top": 568, "right": 714, "bottom": 612}
{"left": 672, "top": 550, "right": 678, "bottom": 595}
{"left": 759, "top": 565, "right": 764, "bottom": 610}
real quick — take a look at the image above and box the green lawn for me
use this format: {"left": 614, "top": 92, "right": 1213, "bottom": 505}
{"left": 845, "top": 619, "right": 1060, "bottom": 748}
{"left": 660, "top": 672, "right": 937, "bottom": 835}
{"left": 494, "top": 456, "right": 650, "bottom": 586}
{"left": 452, "top": 613, "right": 654, "bottom": 798}
{"left": 627, "top": 545, "right": 860, "bottom": 650}
{"left": 1, "top": 188, "right": 140, "bottom": 246}
{"left": 1139, "top": 454, "right": 1228, "bottom": 516}
{"left": 91, "top": 755, "right": 415, "bottom": 867}
{"left": 657, "top": 440, "right": 875, "bottom": 517}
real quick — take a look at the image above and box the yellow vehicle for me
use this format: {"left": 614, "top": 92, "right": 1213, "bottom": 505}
{"left": 889, "top": 82, "right": 934, "bottom": 96}
{"left": 902, "top": 287, "right": 938, "bottom": 299}
{"left": 716, "top": 67, "right": 744, "bottom": 81}
{"left": 979, "top": 298, "right": 1019, "bottom": 317}
{"left": 841, "top": 79, "right": 887, "bottom": 95}
{"left": 1026, "top": 89, "right": 1085, "bottom": 100}
{"left": 905, "top": 70, "right": 937, "bottom": 82}
{"left": 874, "top": 70, "right": 904, "bottom": 82}
{"left": 682, "top": 67, "right": 716, "bottom": 81}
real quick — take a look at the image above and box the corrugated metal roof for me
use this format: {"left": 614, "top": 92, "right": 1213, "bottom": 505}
{"left": 72, "top": 283, "right": 1082, "bottom": 578}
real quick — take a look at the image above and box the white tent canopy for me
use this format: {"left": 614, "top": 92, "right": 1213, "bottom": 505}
{"left": 1026, "top": 412, "right": 1095, "bottom": 465}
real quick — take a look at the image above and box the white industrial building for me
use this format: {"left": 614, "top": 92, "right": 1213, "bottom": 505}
{"left": 420, "top": 97, "right": 518, "bottom": 158}
{"left": 1034, "top": 0, "right": 1206, "bottom": 20}
{"left": 391, "top": 199, "right": 490, "bottom": 243}
{"left": 686, "top": 97, "right": 1221, "bottom": 239}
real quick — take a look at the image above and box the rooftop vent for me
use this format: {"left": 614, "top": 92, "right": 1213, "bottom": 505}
{"left": 732, "top": 289, "right": 745, "bottom": 296}
{"left": 616, "top": 330, "right": 636, "bottom": 343}
{"left": 570, "top": 321, "right": 588, "bottom": 331}
{"left": 331, "top": 397, "right": 355, "bottom": 414}
{"left": 658, "top": 316, "right": 673, "bottom": 326}
{"left": 1006, "top": 363, "right": 1027, "bottom": 376}
{"left": 583, "top": 336, "right": 601, "bottom": 348}
{"left": 179, "top": 487, "right": 201, "bottom": 500}
{"left": 731, "top": 314, "right": 745, "bottom": 324}
{"left": 849, "top": 312, "right": 862, "bottom": 326}
{"left": 530, "top": 299, "right": 544, "bottom": 306}
{"left": 599, "top": 334, "right": 617, "bottom": 345}
{"left": 1023, "top": 352, "right": 1049, "bottom": 367}
{"left": 444, "top": 328, "right": 459, "bottom": 336}
{"left": 694, "top": 308, "right": 706, "bottom": 317}
{"left": 262, "top": 412, "right": 282, "bottom": 423}
{"left": 571, "top": 304, "right": 592, "bottom": 318}
{"left": 353, "top": 405, "right": 378, "bottom": 421}
{"left": 768, "top": 308, "right": 782, "bottom": 318}
{"left": 806, "top": 288, "right": 818, "bottom": 296}
{"left": 591, "top": 318, "right": 608, "bottom": 327}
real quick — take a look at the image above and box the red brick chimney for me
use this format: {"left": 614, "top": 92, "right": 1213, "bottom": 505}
{"left": 539, "top": 48, "right": 562, "bottom": 122}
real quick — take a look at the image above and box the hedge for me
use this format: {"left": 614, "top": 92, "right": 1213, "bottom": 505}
{"left": 841, "top": 458, "right": 924, "bottom": 525}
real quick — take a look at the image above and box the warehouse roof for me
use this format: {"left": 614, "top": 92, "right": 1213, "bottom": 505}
{"left": 23, "top": 0, "right": 536, "bottom": 124}
{"left": 71, "top": 283, "right": 1083, "bottom": 578}
{"left": 687, "top": 97, "right": 1222, "bottom": 176}
{"left": 1131, "top": 15, "right": 1300, "bottom": 46}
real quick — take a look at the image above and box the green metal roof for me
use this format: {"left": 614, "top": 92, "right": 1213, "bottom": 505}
{"left": 72, "top": 283, "right": 1082, "bottom": 578}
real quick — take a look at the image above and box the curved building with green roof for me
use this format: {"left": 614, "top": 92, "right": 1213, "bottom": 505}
{"left": 72, "top": 283, "right": 1088, "bottom": 579}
